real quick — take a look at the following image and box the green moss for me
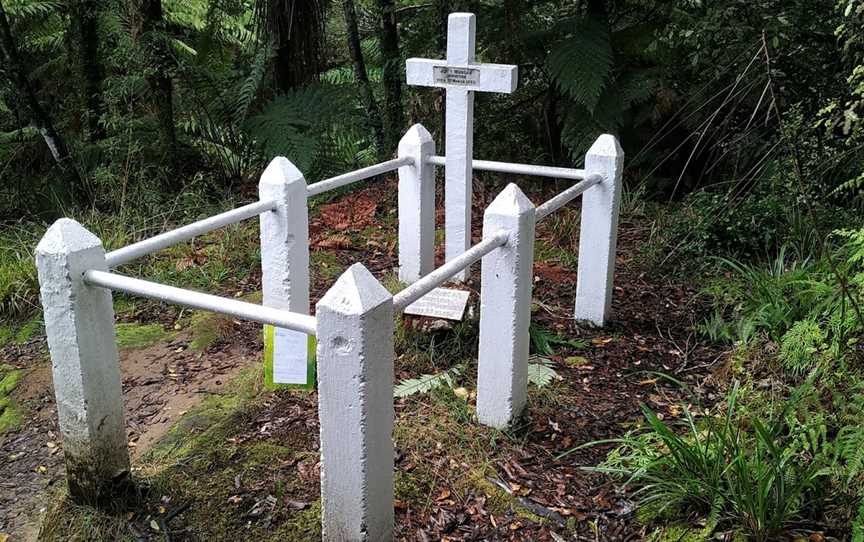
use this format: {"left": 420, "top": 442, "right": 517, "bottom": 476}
{"left": 311, "top": 251, "right": 343, "bottom": 281}
{"left": 115, "top": 322, "right": 175, "bottom": 350}
{"left": 649, "top": 524, "right": 712, "bottom": 542}
{"left": 268, "top": 501, "right": 322, "bottom": 541}
{"left": 0, "top": 316, "right": 42, "bottom": 346}
{"left": 187, "top": 291, "right": 261, "bottom": 352}
{"left": 0, "top": 364, "right": 23, "bottom": 433}
{"left": 14, "top": 316, "right": 42, "bottom": 344}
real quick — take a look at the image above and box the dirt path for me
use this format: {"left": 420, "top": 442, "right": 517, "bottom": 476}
{"left": 0, "top": 328, "right": 259, "bottom": 539}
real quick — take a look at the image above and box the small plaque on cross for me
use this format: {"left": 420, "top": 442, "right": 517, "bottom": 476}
{"left": 404, "top": 288, "right": 471, "bottom": 321}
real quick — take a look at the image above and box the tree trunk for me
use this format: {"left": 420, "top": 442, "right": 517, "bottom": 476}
{"left": 376, "top": 0, "right": 403, "bottom": 153}
{"left": 503, "top": 0, "right": 522, "bottom": 62}
{"left": 255, "top": 0, "right": 324, "bottom": 92}
{"left": 139, "top": 0, "right": 178, "bottom": 171}
{"left": 0, "top": 1, "right": 83, "bottom": 200}
{"left": 72, "top": 0, "right": 106, "bottom": 142}
{"left": 343, "top": 0, "right": 385, "bottom": 152}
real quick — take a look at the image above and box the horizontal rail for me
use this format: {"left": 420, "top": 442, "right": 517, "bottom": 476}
{"left": 393, "top": 231, "right": 509, "bottom": 312}
{"left": 427, "top": 155, "right": 587, "bottom": 181}
{"left": 105, "top": 199, "right": 278, "bottom": 268}
{"left": 84, "top": 270, "right": 317, "bottom": 335}
{"left": 307, "top": 156, "right": 413, "bottom": 197}
{"left": 535, "top": 174, "right": 604, "bottom": 221}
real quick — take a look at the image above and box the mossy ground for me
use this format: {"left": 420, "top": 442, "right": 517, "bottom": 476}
{"left": 0, "top": 364, "right": 23, "bottom": 433}
{"left": 115, "top": 322, "right": 176, "bottom": 350}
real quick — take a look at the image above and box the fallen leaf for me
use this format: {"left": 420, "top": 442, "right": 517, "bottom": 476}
{"left": 316, "top": 235, "right": 353, "bottom": 250}
{"left": 564, "top": 356, "right": 589, "bottom": 367}
{"left": 436, "top": 489, "right": 451, "bottom": 501}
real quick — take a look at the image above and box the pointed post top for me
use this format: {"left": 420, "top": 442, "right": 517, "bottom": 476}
{"left": 36, "top": 218, "right": 102, "bottom": 256}
{"left": 259, "top": 156, "right": 306, "bottom": 189}
{"left": 401, "top": 123, "right": 434, "bottom": 145}
{"left": 587, "top": 134, "right": 624, "bottom": 159}
{"left": 486, "top": 183, "right": 535, "bottom": 216}
{"left": 317, "top": 263, "right": 392, "bottom": 316}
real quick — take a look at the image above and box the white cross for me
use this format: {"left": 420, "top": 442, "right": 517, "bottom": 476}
{"left": 406, "top": 13, "right": 518, "bottom": 281}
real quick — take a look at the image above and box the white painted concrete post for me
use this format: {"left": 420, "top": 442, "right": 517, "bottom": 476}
{"left": 35, "top": 219, "right": 130, "bottom": 503}
{"left": 398, "top": 124, "right": 436, "bottom": 284}
{"left": 575, "top": 135, "right": 624, "bottom": 327}
{"left": 259, "top": 157, "right": 311, "bottom": 385}
{"left": 476, "top": 184, "right": 535, "bottom": 429}
{"left": 406, "top": 12, "right": 518, "bottom": 282}
{"left": 316, "top": 264, "right": 394, "bottom": 542}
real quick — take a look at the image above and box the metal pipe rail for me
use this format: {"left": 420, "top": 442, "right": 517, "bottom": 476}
{"left": 535, "top": 174, "right": 603, "bottom": 222}
{"left": 105, "top": 199, "right": 278, "bottom": 268}
{"left": 426, "top": 155, "right": 587, "bottom": 182}
{"left": 307, "top": 156, "right": 413, "bottom": 197}
{"left": 393, "top": 231, "right": 510, "bottom": 311}
{"left": 84, "top": 270, "right": 317, "bottom": 335}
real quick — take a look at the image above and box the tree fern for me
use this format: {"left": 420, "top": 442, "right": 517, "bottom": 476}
{"left": 547, "top": 18, "right": 613, "bottom": 113}
{"left": 244, "top": 85, "right": 352, "bottom": 173}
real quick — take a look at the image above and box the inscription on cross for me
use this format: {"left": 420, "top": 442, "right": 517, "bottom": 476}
{"left": 406, "top": 13, "right": 518, "bottom": 281}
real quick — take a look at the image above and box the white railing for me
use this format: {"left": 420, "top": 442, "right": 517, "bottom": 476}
{"left": 36, "top": 118, "right": 621, "bottom": 542}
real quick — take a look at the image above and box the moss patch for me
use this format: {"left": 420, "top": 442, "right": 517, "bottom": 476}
{"left": 0, "top": 364, "right": 23, "bottom": 433}
{"left": 115, "top": 323, "right": 175, "bottom": 350}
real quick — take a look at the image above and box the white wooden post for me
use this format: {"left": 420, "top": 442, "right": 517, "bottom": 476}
{"left": 398, "top": 124, "right": 436, "bottom": 283}
{"left": 406, "top": 12, "right": 518, "bottom": 281}
{"left": 575, "top": 135, "right": 624, "bottom": 327}
{"left": 35, "top": 219, "right": 130, "bottom": 503}
{"left": 476, "top": 184, "right": 535, "bottom": 429}
{"left": 316, "top": 264, "right": 394, "bottom": 542}
{"left": 259, "top": 157, "right": 312, "bottom": 385}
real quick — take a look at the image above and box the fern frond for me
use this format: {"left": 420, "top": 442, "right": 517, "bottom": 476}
{"left": 528, "top": 356, "right": 562, "bottom": 388}
{"left": 394, "top": 366, "right": 462, "bottom": 398}
{"left": 547, "top": 18, "right": 613, "bottom": 113}
{"left": 244, "top": 85, "right": 351, "bottom": 172}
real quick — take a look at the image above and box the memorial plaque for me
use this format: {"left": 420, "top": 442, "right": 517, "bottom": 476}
{"left": 433, "top": 66, "right": 481, "bottom": 87}
{"left": 404, "top": 288, "right": 471, "bottom": 320}
{"left": 264, "top": 325, "right": 315, "bottom": 389}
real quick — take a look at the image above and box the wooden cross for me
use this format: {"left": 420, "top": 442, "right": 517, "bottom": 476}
{"left": 406, "top": 13, "right": 518, "bottom": 281}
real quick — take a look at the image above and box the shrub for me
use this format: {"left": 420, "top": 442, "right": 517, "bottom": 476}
{"left": 590, "top": 381, "right": 864, "bottom": 540}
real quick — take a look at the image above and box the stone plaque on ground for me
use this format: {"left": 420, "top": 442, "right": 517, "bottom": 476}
{"left": 404, "top": 288, "right": 470, "bottom": 321}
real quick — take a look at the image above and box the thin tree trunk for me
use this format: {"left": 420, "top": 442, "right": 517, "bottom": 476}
{"left": 0, "top": 1, "right": 83, "bottom": 199}
{"left": 376, "top": 0, "right": 403, "bottom": 153}
{"left": 72, "top": 0, "right": 106, "bottom": 141}
{"left": 258, "top": 0, "right": 324, "bottom": 92}
{"left": 140, "top": 0, "right": 178, "bottom": 172}
{"left": 503, "top": 0, "right": 522, "bottom": 62}
{"left": 343, "top": 0, "right": 385, "bottom": 152}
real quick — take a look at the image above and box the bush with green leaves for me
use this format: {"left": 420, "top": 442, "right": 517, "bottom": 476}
{"left": 589, "top": 380, "right": 864, "bottom": 541}
{"left": 700, "top": 227, "right": 863, "bottom": 378}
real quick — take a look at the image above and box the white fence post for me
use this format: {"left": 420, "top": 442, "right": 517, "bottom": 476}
{"left": 316, "top": 263, "right": 394, "bottom": 541}
{"left": 35, "top": 219, "right": 130, "bottom": 503}
{"left": 259, "top": 157, "right": 311, "bottom": 386}
{"left": 398, "top": 124, "right": 436, "bottom": 284}
{"left": 575, "top": 135, "right": 623, "bottom": 327}
{"left": 476, "top": 184, "right": 536, "bottom": 429}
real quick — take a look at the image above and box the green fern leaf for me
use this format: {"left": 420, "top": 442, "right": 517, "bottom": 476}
{"left": 394, "top": 366, "right": 461, "bottom": 398}
{"left": 528, "top": 357, "right": 561, "bottom": 388}
{"left": 547, "top": 18, "right": 613, "bottom": 113}
{"left": 244, "top": 85, "right": 348, "bottom": 172}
